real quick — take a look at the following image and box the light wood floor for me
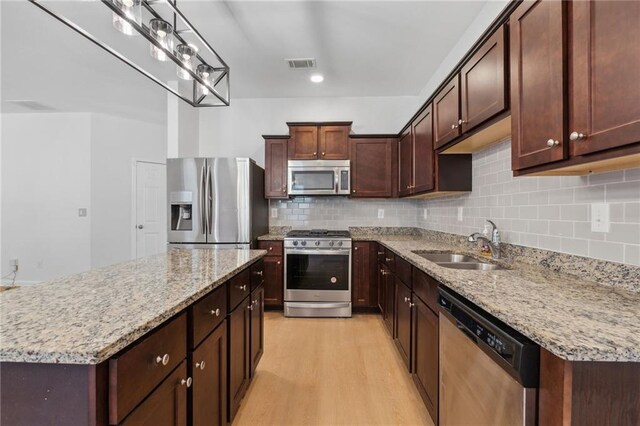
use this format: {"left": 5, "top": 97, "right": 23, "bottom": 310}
{"left": 233, "top": 312, "right": 433, "bottom": 426}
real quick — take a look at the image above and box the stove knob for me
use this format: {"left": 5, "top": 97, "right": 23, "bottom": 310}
{"left": 293, "top": 241, "right": 298, "bottom": 246}
{"left": 337, "top": 241, "right": 343, "bottom": 247}
{"left": 315, "top": 241, "right": 320, "bottom": 247}
{"left": 301, "top": 241, "right": 307, "bottom": 246}
{"left": 329, "top": 241, "right": 335, "bottom": 247}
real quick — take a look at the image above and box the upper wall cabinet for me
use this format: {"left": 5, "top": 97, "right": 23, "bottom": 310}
{"left": 511, "top": 0, "right": 640, "bottom": 175}
{"left": 264, "top": 136, "right": 289, "bottom": 199}
{"left": 510, "top": 0, "right": 566, "bottom": 170}
{"left": 350, "top": 136, "right": 397, "bottom": 198}
{"left": 400, "top": 105, "right": 435, "bottom": 197}
{"left": 568, "top": 0, "right": 640, "bottom": 157}
{"left": 288, "top": 123, "right": 351, "bottom": 160}
{"left": 433, "top": 77, "right": 461, "bottom": 149}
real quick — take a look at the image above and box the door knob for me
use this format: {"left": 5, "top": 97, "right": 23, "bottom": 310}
{"left": 569, "top": 131, "right": 586, "bottom": 141}
{"left": 137, "top": 225, "right": 144, "bottom": 229}
{"left": 546, "top": 139, "right": 560, "bottom": 147}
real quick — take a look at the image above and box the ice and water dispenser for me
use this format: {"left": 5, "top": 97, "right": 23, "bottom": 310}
{"left": 170, "top": 191, "right": 193, "bottom": 231}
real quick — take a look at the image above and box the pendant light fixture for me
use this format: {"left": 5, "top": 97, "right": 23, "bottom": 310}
{"left": 29, "top": 0, "right": 230, "bottom": 107}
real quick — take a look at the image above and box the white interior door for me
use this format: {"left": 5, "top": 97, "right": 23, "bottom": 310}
{"left": 135, "top": 161, "right": 166, "bottom": 259}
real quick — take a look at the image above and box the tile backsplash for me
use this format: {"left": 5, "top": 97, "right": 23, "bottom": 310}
{"left": 270, "top": 140, "right": 640, "bottom": 265}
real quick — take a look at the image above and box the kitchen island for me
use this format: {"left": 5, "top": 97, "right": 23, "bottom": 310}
{"left": 0, "top": 248, "right": 266, "bottom": 425}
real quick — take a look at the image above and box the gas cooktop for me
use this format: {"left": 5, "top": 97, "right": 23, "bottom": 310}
{"left": 285, "top": 229, "right": 351, "bottom": 239}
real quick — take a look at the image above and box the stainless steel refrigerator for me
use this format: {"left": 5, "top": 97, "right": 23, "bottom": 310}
{"left": 167, "top": 157, "right": 268, "bottom": 248}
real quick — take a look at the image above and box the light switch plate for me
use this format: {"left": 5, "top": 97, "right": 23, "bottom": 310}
{"left": 271, "top": 208, "right": 278, "bottom": 218}
{"left": 591, "top": 203, "right": 610, "bottom": 232}
{"left": 457, "top": 207, "right": 464, "bottom": 222}
{"left": 378, "top": 209, "right": 384, "bottom": 219}
{"left": 78, "top": 208, "right": 87, "bottom": 217}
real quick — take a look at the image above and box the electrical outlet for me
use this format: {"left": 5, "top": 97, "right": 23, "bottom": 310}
{"left": 78, "top": 208, "right": 88, "bottom": 217}
{"left": 377, "top": 209, "right": 384, "bottom": 219}
{"left": 457, "top": 207, "right": 464, "bottom": 222}
{"left": 10, "top": 258, "right": 19, "bottom": 273}
{"left": 271, "top": 208, "right": 278, "bottom": 218}
{"left": 591, "top": 203, "right": 610, "bottom": 232}
{"left": 423, "top": 208, "right": 428, "bottom": 220}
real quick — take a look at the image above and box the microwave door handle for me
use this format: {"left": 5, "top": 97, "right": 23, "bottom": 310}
{"left": 335, "top": 170, "right": 339, "bottom": 194}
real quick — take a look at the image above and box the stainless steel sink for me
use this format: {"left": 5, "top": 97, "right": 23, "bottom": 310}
{"left": 414, "top": 252, "right": 478, "bottom": 263}
{"left": 412, "top": 251, "right": 505, "bottom": 271}
{"left": 436, "top": 262, "right": 504, "bottom": 271}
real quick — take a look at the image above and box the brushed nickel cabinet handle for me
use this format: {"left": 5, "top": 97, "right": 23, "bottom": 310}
{"left": 321, "top": 152, "right": 325, "bottom": 156}
{"left": 156, "top": 354, "right": 170, "bottom": 366}
{"left": 253, "top": 270, "right": 264, "bottom": 276}
{"left": 238, "top": 284, "right": 247, "bottom": 291}
{"left": 181, "top": 377, "right": 193, "bottom": 387}
{"left": 547, "top": 139, "right": 560, "bottom": 147}
{"left": 569, "top": 131, "right": 585, "bottom": 141}
{"left": 451, "top": 124, "right": 456, "bottom": 130}
{"left": 313, "top": 152, "right": 317, "bottom": 156}
{"left": 196, "top": 361, "right": 206, "bottom": 370}
{"left": 210, "top": 308, "right": 220, "bottom": 317}
{"left": 409, "top": 302, "right": 415, "bottom": 308}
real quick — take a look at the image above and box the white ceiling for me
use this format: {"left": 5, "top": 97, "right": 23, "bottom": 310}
{"left": 1, "top": 1, "right": 489, "bottom": 121}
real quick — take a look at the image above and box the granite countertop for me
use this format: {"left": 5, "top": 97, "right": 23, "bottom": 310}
{"left": 257, "top": 233, "right": 286, "bottom": 241}
{"left": 0, "top": 248, "right": 266, "bottom": 365}
{"left": 358, "top": 234, "right": 640, "bottom": 362}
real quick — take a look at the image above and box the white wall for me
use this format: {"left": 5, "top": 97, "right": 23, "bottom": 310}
{"left": 1, "top": 113, "right": 92, "bottom": 282}
{"left": 198, "top": 96, "right": 418, "bottom": 166}
{"left": 90, "top": 113, "right": 166, "bottom": 269}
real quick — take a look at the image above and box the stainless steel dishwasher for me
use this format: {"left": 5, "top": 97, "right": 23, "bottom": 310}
{"left": 438, "top": 288, "right": 539, "bottom": 426}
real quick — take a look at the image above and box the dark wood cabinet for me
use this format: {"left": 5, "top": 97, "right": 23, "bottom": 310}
{"left": 227, "top": 296, "right": 250, "bottom": 423}
{"left": 121, "top": 361, "right": 188, "bottom": 426}
{"left": 250, "top": 285, "right": 264, "bottom": 377}
{"left": 398, "top": 127, "right": 413, "bottom": 197}
{"left": 352, "top": 242, "right": 378, "bottom": 308}
{"left": 510, "top": 0, "right": 567, "bottom": 170}
{"left": 412, "top": 106, "right": 435, "bottom": 194}
{"left": 350, "top": 137, "right": 397, "bottom": 198}
{"left": 258, "top": 241, "right": 284, "bottom": 308}
{"left": 382, "top": 265, "right": 395, "bottom": 337}
{"left": 395, "top": 280, "right": 412, "bottom": 371}
{"left": 412, "top": 296, "right": 439, "bottom": 424}
{"left": 288, "top": 126, "right": 319, "bottom": 160}
{"left": 264, "top": 136, "right": 289, "bottom": 198}
{"left": 434, "top": 76, "right": 461, "bottom": 149}
{"left": 460, "top": 25, "right": 507, "bottom": 134}
{"left": 569, "top": 0, "right": 640, "bottom": 157}
{"left": 190, "top": 322, "right": 227, "bottom": 426}
{"left": 288, "top": 123, "right": 351, "bottom": 160}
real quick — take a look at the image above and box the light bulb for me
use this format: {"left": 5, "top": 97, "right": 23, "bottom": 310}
{"left": 175, "top": 44, "right": 198, "bottom": 80}
{"left": 197, "top": 64, "right": 215, "bottom": 98}
{"left": 310, "top": 74, "right": 324, "bottom": 83}
{"left": 112, "top": 0, "right": 141, "bottom": 36}
{"left": 149, "top": 19, "right": 174, "bottom": 61}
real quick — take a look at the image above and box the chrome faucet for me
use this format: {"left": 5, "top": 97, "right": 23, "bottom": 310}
{"left": 468, "top": 220, "right": 501, "bottom": 259}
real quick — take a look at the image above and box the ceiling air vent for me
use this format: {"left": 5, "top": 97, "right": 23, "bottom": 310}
{"left": 6, "top": 100, "right": 56, "bottom": 111}
{"left": 285, "top": 58, "right": 317, "bottom": 70}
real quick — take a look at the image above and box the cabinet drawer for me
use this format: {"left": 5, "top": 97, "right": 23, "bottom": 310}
{"left": 121, "top": 360, "right": 188, "bottom": 426}
{"left": 258, "top": 240, "right": 283, "bottom": 257}
{"left": 395, "top": 256, "right": 412, "bottom": 288}
{"left": 228, "top": 268, "right": 251, "bottom": 311}
{"left": 109, "top": 313, "right": 187, "bottom": 424}
{"left": 412, "top": 268, "right": 439, "bottom": 313}
{"left": 250, "top": 259, "right": 265, "bottom": 291}
{"left": 190, "top": 285, "right": 227, "bottom": 350}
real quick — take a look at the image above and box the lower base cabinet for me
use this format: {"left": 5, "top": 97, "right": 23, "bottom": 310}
{"left": 383, "top": 267, "right": 395, "bottom": 337}
{"left": 228, "top": 295, "right": 251, "bottom": 423}
{"left": 412, "top": 296, "right": 439, "bottom": 423}
{"left": 395, "top": 280, "right": 412, "bottom": 370}
{"left": 250, "top": 285, "right": 265, "bottom": 377}
{"left": 189, "top": 322, "right": 227, "bottom": 426}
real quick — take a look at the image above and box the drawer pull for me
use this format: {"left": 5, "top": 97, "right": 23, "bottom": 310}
{"left": 409, "top": 302, "right": 415, "bottom": 308}
{"left": 155, "top": 354, "right": 170, "bottom": 366}
{"left": 253, "top": 270, "right": 264, "bottom": 276}
{"left": 385, "top": 258, "right": 392, "bottom": 262}
{"left": 377, "top": 251, "right": 384, "bottom": 255}
{"left": 238, "top": 284, "right": 247, "bottom": 291}
{"left": 268, "top": 247, "right": 273, "bottom": 251}
{"left": 248, "top": 304, "right": 254, "bottom": 311}
{"left": 196, "top": 361, "right": 206, "bottom": 370}
{"left": 404, "top": 296, "right": 409, "bottom": 302}
{"left": 180, "top": 377, "right": 193, "bottom": 388}
{"left": 210, "top": 308, "right": 221, "bottom": 317}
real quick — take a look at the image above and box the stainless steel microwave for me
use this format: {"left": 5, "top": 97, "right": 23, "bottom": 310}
{"left": 288, "top": 160, "right": 350, "bottom": 196}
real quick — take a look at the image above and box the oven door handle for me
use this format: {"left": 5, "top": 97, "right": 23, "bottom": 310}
{"left": 286, "top": 249, "right": 351, "bottom": 256}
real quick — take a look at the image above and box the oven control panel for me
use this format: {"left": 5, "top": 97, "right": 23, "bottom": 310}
{"left": 285, "top": 239, "right": 351, "bottom": 249}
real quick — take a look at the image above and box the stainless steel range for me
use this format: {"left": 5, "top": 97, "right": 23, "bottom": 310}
{"left": 284, "top": 229, "right": 352, "bottom": 318}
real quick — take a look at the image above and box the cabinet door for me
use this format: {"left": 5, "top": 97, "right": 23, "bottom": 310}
{"left": 510, "top": 0, "right": 566, "bottom": 170}
{"left": 461, "top": 25, "right": 507, "bottom": 133}
{"left": 383, "top": 269, "right": 396, "bottom": 337}
{"left": 350, "top": 138, "right": 395, "bottom": 198}
{"left": 319, "top": 126, "right": 350, "bottom": 160}
{"left": 394, "top": 280, "right": 412, "bottom": 371}
{"left": 250, "top": 286, "right": 264, "bottom": 377}
{"left": 398, "top": 127, "right": 413, "bottom": 197}
{"left": 289, "top": 126, "right": 318, "bottom": 160}
{"left": 264, "top": 138, "right": 288, "bottom": 198}
{"left": 121, "top": 361, "right": 188, "bottom": 426}
{"left": 569, "top": 0, "right": 640, "bottom": 156}
{"left": 191, "top": 322, "right": 227, "bottom": 426}
{"left": 412, "top": 297, "right": 438, "bottom": 424}
{"left": 228, "top": 297, "right": 250, "bottom": 423}
{"left": 352, "top": 242, "right": 377, "bottom": 308}
{"left": 434, "top": 76, "right": 461, "bottom": 149}
{"left": 263, "top": 256, "right": 283, "bottom": 307}
{"left": 377, "top": 262, "right": 386, "bottom": 314}
{"left": 412, "top": 105, "right": 435, "bottom": 194}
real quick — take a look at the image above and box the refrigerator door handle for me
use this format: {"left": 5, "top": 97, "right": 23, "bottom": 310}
{"left": 199, "top": 163, "right": 206, "bottom": 234}
{"left": 206, "top": 164, "right": 213, "bottom": 235}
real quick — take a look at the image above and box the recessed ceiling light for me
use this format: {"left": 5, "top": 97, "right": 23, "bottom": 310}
{"left": 310, "top": 74, "right": 324, "bottom": 83}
